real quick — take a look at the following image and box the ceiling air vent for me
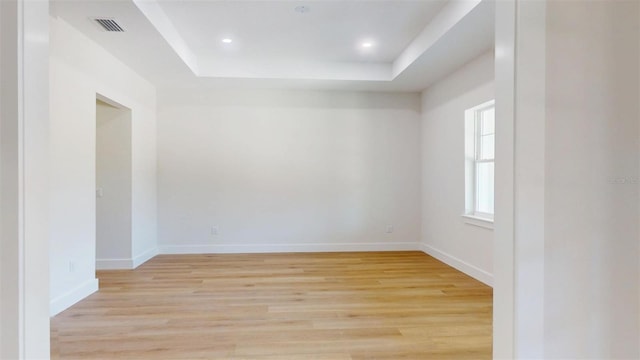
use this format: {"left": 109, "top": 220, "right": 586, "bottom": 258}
{"left": 92, "top": 18, "right": 125, "bottom": 32}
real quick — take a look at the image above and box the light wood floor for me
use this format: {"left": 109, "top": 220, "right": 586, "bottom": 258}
{"left": 51, "top": 251, "right": 492, "bottom": 359}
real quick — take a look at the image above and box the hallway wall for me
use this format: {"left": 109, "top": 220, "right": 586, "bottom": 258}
{"left": 49, "top": 17, "right": 157, "bottom": 315}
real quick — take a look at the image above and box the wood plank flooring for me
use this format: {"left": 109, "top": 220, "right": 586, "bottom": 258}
{"left": 50, "top": 251, "right": 492, "bottom": 359}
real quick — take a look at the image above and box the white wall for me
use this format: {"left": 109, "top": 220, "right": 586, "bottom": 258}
{"left": 493, "top": 1, "right": 517, "bottom": 356}
{"left": 0, "top": 1, "right": 4, "bottom": 352}
{"left": 420, "top": 51, "right": 494, "bottom": 285}
{"left": 157, "top": 90, "right": 421, "bottom": 253}
{"left": 96, "top": 100, "right": 132, "bottom": 262}
{"left": 49, "top": 17, "right": 157, "bottom": 316}
{"left": 543, "top": 1, "right": 639, "bottom": 358}
{"left": 0, "top": 2, "right": 6, "bottom": 354}
{"left": 494, "top": 1, "right": 640, "bottom": 358}
{"left": 1, "top": 0, "right": 50, "bottom": 357}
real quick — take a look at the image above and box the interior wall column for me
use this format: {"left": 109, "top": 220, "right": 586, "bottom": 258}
{"left": 494, "top": 0, "right": 547, "bottom": 357}
{"left": 0, "top": 0, "right": 50, "bottom": 358}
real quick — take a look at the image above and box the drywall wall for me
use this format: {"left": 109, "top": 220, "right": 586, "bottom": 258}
{"left": 1, "top": 0, "right": 50, "bottom": 357}
{"left": 96, "top": 100, "right": 132, "bottom": 262}
{"left": 543, "top": 1, "right": 639, "bottom": 357}
{"left": 495, "top": 2, "right": 640, "bottom": 356}
{"left": 420, "top": 51, "right": 494, "bottom": 285}
{"left": 0, "top": 4, "right": 3, "bottom": 354}
{"left": 157, "top": 90, "right": 421, "bottom": 253}
{"left": 492, "top": 1, "right": 517, "bottom": 356}
{"left": 49, "top": 17, "right": 157, "bottom": 315}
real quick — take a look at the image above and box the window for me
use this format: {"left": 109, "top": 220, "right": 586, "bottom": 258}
{"left": 464, "top": 100, "right": 495, "bottom": 224}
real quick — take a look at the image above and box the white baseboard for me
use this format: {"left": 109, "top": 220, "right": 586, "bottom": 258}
{"left": 50, "top": 278, "right": 99, "bottom": 316}
{"left": 421, "top": 243, "right": 493, "bottom": 287}
{"left": 159, "top": 242, "right": 420, "bottom": 255}
{"left": 132, "top": 247, "right": 159, "bottom": 268}
{"left": 96, "top": 247, "right": 159, "bottom": 270}
{"left": 96, "top": 258, "right": 132, "bottom": 270}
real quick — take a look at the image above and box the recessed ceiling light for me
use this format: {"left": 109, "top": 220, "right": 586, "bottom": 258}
{"left": 362, "top": 42, "right": 373, "bottom": 48}
{"left": 222, "top": 38, "right": 233, "bottom": 44}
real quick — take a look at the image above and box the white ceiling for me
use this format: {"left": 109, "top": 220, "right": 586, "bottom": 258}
{"left": 50, "top": 0, "right": 494, "bottom": 92}
{"left": 155, "top": 1, "right": 447, "bottom": 63}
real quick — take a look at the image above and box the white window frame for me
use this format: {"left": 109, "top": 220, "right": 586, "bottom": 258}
{"left": 464, "top": 100, "right": 495, "bottom": 229}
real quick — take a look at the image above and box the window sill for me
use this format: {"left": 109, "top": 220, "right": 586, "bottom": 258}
{"left": 462, "top": 214, "right": 494, "bottom": 230}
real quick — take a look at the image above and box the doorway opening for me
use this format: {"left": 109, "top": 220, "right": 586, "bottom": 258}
{"left": 95, "top": 95, "right": 132, "bottom": 270}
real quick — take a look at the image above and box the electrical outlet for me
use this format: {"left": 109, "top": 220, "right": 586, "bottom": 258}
{"left": 211, "top": 226, "right": 219, "bottom": 236}
{"left": 385, "top": 225, "right": 394, "bottom": 234}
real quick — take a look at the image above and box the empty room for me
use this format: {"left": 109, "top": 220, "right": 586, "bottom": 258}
{"left": 1, "top": 0, "right": 639, "bottom": 359}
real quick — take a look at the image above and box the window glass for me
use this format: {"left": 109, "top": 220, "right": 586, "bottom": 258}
{"left": 480, "top": 134, "right": 494, "bottom": 160}
{"left": 481, "top": 108, "right": 495, "bottom": 135}
{"left": 477, "top": 108, "right": 495, "bottom": 160}
{"left": 475, "top": 162, "right": 494, "bottom": 214}
{"left": 465, "top": 100, "right": 495, "bottom": 220}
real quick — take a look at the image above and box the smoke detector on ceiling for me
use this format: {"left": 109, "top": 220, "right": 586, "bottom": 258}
{"left": 92, "top": 18, "right": 125, "bottom": 32}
